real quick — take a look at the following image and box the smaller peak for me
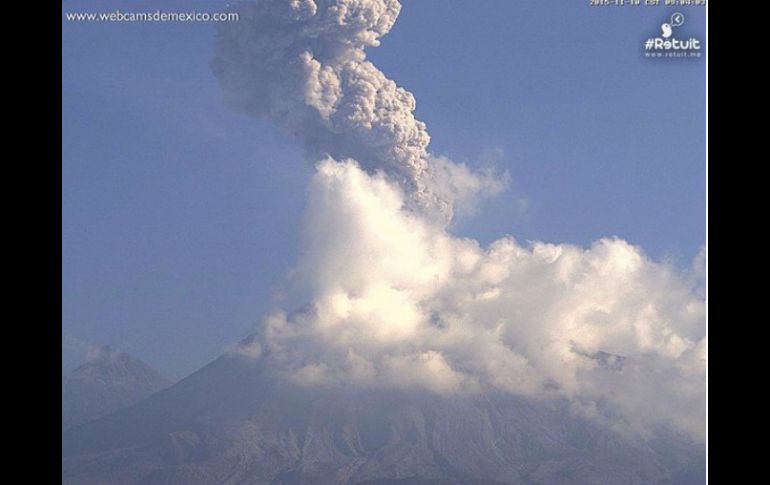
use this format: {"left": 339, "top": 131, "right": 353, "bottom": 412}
{"left": 85, "top": 345, "right": 127, "bottom": 364}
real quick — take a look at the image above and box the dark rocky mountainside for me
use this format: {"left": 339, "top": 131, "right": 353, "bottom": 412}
{"left": 62, "top": 345, "right": 705, "bottom": 485}
{"left": 62, "top": 346, "right": 172, "bottom": 431}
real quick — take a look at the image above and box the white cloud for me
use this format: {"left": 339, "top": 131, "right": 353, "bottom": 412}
{"left": 427, "top": 155, "right": 510, "bottom": 219}
{"left": 240, "top": 159, "right": 706, "bottom": 442}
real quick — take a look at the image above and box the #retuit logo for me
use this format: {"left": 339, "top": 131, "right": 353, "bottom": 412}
{"left": 644, "top": 12, "right": 702, "bottom": 58}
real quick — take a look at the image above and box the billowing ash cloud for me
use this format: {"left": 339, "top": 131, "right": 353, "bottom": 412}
{"left": 216, "top": 1, "right": 706, "bottom": 443}
{"left": 212, "top": 0, "right": 504, "bottom": 221}
{"left": 237, "top": 160, "right": 706, "bottom": 441}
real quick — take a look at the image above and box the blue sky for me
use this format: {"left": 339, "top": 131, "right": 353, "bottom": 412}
{"left": 62, "top": 0, "right": 706, "bottom": 379}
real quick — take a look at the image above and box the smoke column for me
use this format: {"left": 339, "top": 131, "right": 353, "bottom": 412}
{"left": 212, "top": 0, "right": 507, "bottom": 221}
{"left": 213, "top": 0, "right": 706, "bottom": 442}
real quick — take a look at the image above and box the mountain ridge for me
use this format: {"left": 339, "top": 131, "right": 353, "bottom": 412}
{"left": 62, "top": 345, "right": 705, "bottom": 485}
